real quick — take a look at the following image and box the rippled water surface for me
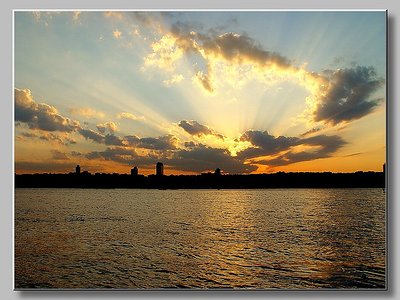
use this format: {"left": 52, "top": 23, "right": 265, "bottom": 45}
{"left": 15, "top": 188, "right": 386, "bottom": 289}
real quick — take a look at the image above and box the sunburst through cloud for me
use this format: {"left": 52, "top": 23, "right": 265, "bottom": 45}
{"left": 14, "top": 11, "right": 386, "bottom": 175}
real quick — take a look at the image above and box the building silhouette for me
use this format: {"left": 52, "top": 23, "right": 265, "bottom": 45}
{"left": 156, "top": 162, "right": 164, "bottom": 176}
{"left": 131, "top": 166, "right": 138, "bottom": 176}
{"left": 76, "top": 165, "right": 80, "bottom": 175}
{"left": 215, "top": 168, "right": 221, "bottom": 176}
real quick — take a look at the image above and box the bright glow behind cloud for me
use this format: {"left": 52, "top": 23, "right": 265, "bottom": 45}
{"left": 14, "top": 11, "right": 386, "bottom": 174}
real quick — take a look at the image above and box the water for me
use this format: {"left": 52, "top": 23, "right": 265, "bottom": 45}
{"left": 14, "top": 188, "right": 386, "bottom": 289}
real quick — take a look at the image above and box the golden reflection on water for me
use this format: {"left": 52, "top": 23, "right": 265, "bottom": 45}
{"left": 15, "top": 188, "right": 385, "bottom": 289}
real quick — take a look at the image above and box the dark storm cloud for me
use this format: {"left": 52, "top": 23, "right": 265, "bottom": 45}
{"left": 178, "top": 120, "right": 224, "bottom": 139}
{"left": 237, "top": 130, "right": 299, "bottom": 159}
{"left": 314, "top": 66, "right": 384, "bottom": 125}
{"left": 166, "top": 144, "right": 257, "bottom": 174}
{"left": 15, "top": 88, "right": 80, "bottom": 132}
{"left": 262, "top": 135, "right": 347, "bottom": 166}
{"left": 124, "top": 134, "right": 178, "bottom": 150}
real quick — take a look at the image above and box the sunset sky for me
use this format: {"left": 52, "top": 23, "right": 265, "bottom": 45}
{"left": 14, "top": 10, "right": 386, "bottom": 175}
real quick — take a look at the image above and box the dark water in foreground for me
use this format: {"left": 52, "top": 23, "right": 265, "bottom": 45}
{"left": 15, "top": 188, "right": 386, "bottom": 289}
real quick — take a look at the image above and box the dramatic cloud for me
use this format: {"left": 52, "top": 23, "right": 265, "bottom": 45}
{"left": 96, "top": 121, "right": 118, "bottom": 134}
{"left": 179, "top": 120, "right": 213, "bottom": 136}
{"left": 124, "top": 134, "right": 178, "bottom": 150}
{"left": 85, "top": 147, "right": 158, "bottom": 166}
{"left": 104, "top": 134, "right": 124, "bottom": 146}
{"left": 138, "top": 135, "right": 178, "bottom": 150}
{"left": 15, "top": 87, "right": 350, "bottom": 172}
{"left": 166, "top": 144, "right": 257, "bottom": 174}
{"left": 146, "top": 26, "right": 295, "bottom": 92}
{"left": 238, "top": 130, "right": 299, "bottom": 159}
{"left": 237, "top": 130, "right": 346, "bottom": 168}
{"left": 178, "top": 120, "right": 224, "bottom": 139}
{"left": 262, "top": 135, "right": 347, "bottom": 166}
{"left": 15, "top": 88, "right": 80, "bottom": 132}
{"left": 78, "top": 129, "right": 124, "bottom": 146}
{"left": 15, "top": 89, "right": 133, "bottom": 147}
{"left": 78, "top": 128, "right": 105, "bottom": 144}
{"left": 145, "top": 22, "right": 384, "bottom": 126}
{"left": 314, "top": 66, "right": 384, "bottom": 125}
{"left": 168, "top": 24, "right": 291, "bottom": 68}
{"left": 199, "top": 32, "right": 290, "bottom": 68}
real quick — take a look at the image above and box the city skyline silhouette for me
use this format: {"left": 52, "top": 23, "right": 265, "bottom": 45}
{"left": 15, "top": 161, "right": 385, "bottom": 189}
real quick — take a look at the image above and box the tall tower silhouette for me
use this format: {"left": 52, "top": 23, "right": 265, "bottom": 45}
{"left": 156, "top": 162, "right": 164, "bottom": 176}
{"left": 76, "top": 165, "right": 81, "bottom": 175}
{"left": 131, "top": 166, "right": 138, "bottom": 176}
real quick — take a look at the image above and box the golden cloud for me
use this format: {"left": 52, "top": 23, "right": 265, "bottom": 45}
{"left": 142, "top": 24, "right": 383, "bottom": 127}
